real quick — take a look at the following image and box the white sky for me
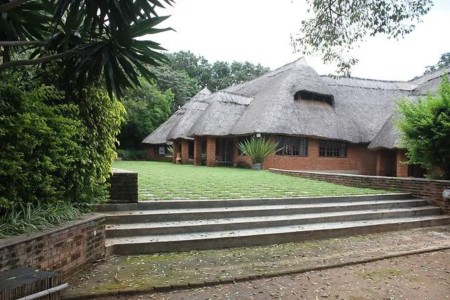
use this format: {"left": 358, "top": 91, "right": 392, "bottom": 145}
{"left": 153, "top": 0, "right": 450, "bottom": 81}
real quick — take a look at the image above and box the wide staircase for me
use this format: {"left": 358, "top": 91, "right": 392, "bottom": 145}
{"left": 98, "top": 193, "right": 450, "bottom": 255}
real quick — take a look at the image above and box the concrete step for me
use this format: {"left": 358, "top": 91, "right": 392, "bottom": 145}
{"left": 107, "top": 215, "right": 450, "bottom": 255}
{"left": 98, "top": 193, "right": 412, "bottom": 212}
{"left": 105, "top": 206, "right": 442, "bottom": 237}
{"left": 103, "top": 193, "right": 450, "bottom": 255}
{"left": 104, "top": 199, "right": 429, "bottom": 224}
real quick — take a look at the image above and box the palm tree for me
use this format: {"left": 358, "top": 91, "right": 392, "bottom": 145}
{"left": 0, "top": 0, "right": 174, "bottom": 97}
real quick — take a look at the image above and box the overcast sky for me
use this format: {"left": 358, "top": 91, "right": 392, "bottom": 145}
{"left": 153, "top": 0, "right": 450, "bottom": 81}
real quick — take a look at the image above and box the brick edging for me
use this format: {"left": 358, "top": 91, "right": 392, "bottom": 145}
{"left": 269, "top": 169, "right": 450, "bottom": 213}
{"left": 0, "top": 213, "right": 104, "bottom": 249}
{"left": 62, "top": 245, "right": 450, "bottom": 300}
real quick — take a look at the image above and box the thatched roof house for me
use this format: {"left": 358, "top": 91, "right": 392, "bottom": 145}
{"left": 143, "top": 59, "right": 449, "bottom": 177}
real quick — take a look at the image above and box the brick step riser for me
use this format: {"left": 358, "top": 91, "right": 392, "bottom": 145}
{"left": 105, "top": 200, "right": 429, "bottom": 224}
{"left": 105, "top": 207, "right": 442, "bottom": 238}
{"left": 98, "top": 193, "right": 412, "bottom": 212}
{"left": 108, "top": 217, "right": 450, "bottom": 255}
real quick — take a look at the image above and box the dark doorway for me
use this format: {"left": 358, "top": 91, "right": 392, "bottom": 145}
{"left": 216, "top": 138, "right": 234, "bottom": 164}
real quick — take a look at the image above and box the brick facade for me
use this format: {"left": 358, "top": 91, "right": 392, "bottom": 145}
{"left": 181, "top": 140, "right": 189, "bottom": 164}
{"left": 0, "top": 214, "right": 105, "bottom": 278}
{"left": 108, "top": 169, "right": 138, "bottom": 203}
{"left": 232, "top": 138, "right": 377, "bottom": 175}
{"left": 270, "top": 169, "right": 450, "bottom": 213}
{"left": 206, "top": 136, "right": 216, "bottom": 166}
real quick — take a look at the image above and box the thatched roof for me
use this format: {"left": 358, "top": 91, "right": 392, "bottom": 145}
{"left": 223, "top": 58, "right": 408, "bottom": 143}
{"left": 142, "top": 59, "right": 449, "bottom": 148}
{"left": 142, "top": 87, "right": 211, "bottom": 144}
{"left": 368, "top": 68, "right": 449, "bottom": 149}
{"left": 188, "top": 91, "right": 253, "bottom": 136}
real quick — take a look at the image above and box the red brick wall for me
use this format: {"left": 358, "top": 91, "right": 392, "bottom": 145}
{"left": 262, "top": 139, "right": 377, "bottom": 175}
{"left": 0, "top": 214, "right": 105, "bottom": 278}
{"left": 194, "top": 138, "right": 202, "bottom": 166}
{"left": 397, "top": 150, "right": 409, "bottom": 177}
{"left": 181, "top": 140, "right": 189, "bottom": 164}
{"left": 270, "top": 169, "right": 450, "bottom": 213}
{"left": 206, "top": 136, "right": 216, "bottom": 166}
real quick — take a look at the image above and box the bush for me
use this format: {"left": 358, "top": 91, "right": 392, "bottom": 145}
{"left": 396, "top": 75, "right": 450, "bottom": 179}
{"left": 237, "top": 137, "right": 278, "bottom": 164}
{"left": 117, "top": 149, "right": 148, "bottom": 160}
{"left": 0, "top": 70, "right": 125, "bottom": 215}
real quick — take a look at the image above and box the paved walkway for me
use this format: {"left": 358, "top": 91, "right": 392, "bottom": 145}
{"left": 63, "top": 225, "right": 450, "bottom": 299}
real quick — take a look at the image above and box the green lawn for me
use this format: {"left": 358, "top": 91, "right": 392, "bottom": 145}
{"left": 113, "top": 161, "right": 387, "bottom": 200}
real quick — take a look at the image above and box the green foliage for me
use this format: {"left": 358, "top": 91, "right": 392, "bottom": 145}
{"left": 0, "top": 78, "right": 82, "bottom": 209}
{"left": 0, "top": 70, "right": 125, "bottom": 213}
{"left": 0, "top": 0, "right": 174, "bottom": 97}
{"left": 118, "top": 79, "right": 173, "bottom": 148}
{"left": 292, "top": 0, "right": 433, "bottom": 76}
{"left": 166, "top": 145, "right": 174, "bottom": 157}
{"left": 153, "top": 64, "right": 199, "bottom": 112}
{"left": 237, "top": 137, "right": 278, "bottom": 164}
{"left": 424, "top": 52, "right": 450, "bottom": 75}
{"left": 153, "top": 51, "right": 270, "bottom": 111}
{"left": 396, "top": 76, "right": 450, "bottom": 179}
{"left": 0, "top": 201, "right": 81, "bottom": 239}
{"left": 116, "top": 149, "right": 148, "bottom": 160}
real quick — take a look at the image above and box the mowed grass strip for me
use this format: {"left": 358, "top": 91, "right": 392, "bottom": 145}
{"left": 113, "top": 161, "right": 387, "bottom": 200}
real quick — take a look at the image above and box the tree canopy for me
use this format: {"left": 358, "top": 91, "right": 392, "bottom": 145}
{"left": 424, "top": 52, "right": 450, "bottom": 75}
{"left": 153, "top": 51, "right": 270, "bottom": 112}
{"left": 0, "top": 0, "right": 174, "bottom": 97}
{"left": 292, "top": 0, "right": 433, "bottom": 76}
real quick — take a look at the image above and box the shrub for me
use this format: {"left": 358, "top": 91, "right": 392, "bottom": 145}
{"left": 117, "top": 149, "right": 148, "bottom": 160}
{"left": 237, "top": 137, "right": 278, "bottom": 164}
{"left": 396, "top": 75, "right": 450, "bottom": 179}
{"left": 0, "top": 70, "right": 125, "bottom": 215}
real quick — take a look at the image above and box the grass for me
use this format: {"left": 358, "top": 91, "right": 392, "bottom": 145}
{"left": 113, "top": 161, "right": 387, "bottom": 200}
{"left": 0, "top": 202, "right": 82, "bottom": 239}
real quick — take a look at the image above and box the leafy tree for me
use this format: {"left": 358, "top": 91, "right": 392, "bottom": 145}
{"left": 167, "top": 51, "right": 212, "bottom": 88}
{"left": 292, "top": 0, "right": 433, "bottom": 76}
{"left": 0, "top": 0, "right": 174, "bottom": 97}
{"left": 424, "top": 52, "right": 450, "bottom": 74}
{"left": 118, "top": 79, "right": 174, "bottom": 148}
{"left": 396, "top": 76, "right": 450, "bottom": 179}
{"left": 153, "top": 64, "right": 200, "bottom": 112}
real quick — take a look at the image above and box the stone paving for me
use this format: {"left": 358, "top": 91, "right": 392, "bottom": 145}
{"left": 63, "top": 225, "right": 450, "bottom": 299}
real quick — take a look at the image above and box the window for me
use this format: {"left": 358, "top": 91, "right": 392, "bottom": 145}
{"left": 294, "top": 90, "right": 334, "bottom": 106}
{"left": 276, "top": 136, "right": 308, "bottom": 156}
{"left": 319, "top": 141, "right": 347, "bottom": 158}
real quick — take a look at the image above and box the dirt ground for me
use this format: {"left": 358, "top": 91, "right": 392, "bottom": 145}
{"left": 64, "top": 226, "right": 450, "bottom": 300}
{"left": 104, "top": 250, "right": 450, "bottom": 300}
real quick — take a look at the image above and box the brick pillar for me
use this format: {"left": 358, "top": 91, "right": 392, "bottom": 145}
{"left": 309, "top": 138, "right": 319, "bottom": 158}
{"left": 146, "top": 146, "right": 155, "bottom": 160}
{"left": 194, "top": 137, "right": 202, "bottom": 166}
{"left": 376, "top": 150, "right": 382, "bottom": 176}
{"left": 172, "top": 140, "right": 181, "bottom": 164}
{"left": 181, "top": 140, "right": 189, "bottom": 164}
{"left": 396, "top": 149, "right": 409, "bottom": 177}
{"left": 206, "top": 136, "right": 216, "bottom": 166}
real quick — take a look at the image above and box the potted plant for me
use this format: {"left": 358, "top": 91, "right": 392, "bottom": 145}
{"left": 237, "top": 137, "right": 278, "bottom": 170}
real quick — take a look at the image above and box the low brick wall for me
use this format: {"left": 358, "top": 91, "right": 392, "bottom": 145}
{"left": 0, "top": 213, "right": 105, "bottom": 278}
{"left": 270, "top": 169, "right": 450, "bottom": 213}
{"left": 108, "top": 168, "right": 138, "bottom": 203}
